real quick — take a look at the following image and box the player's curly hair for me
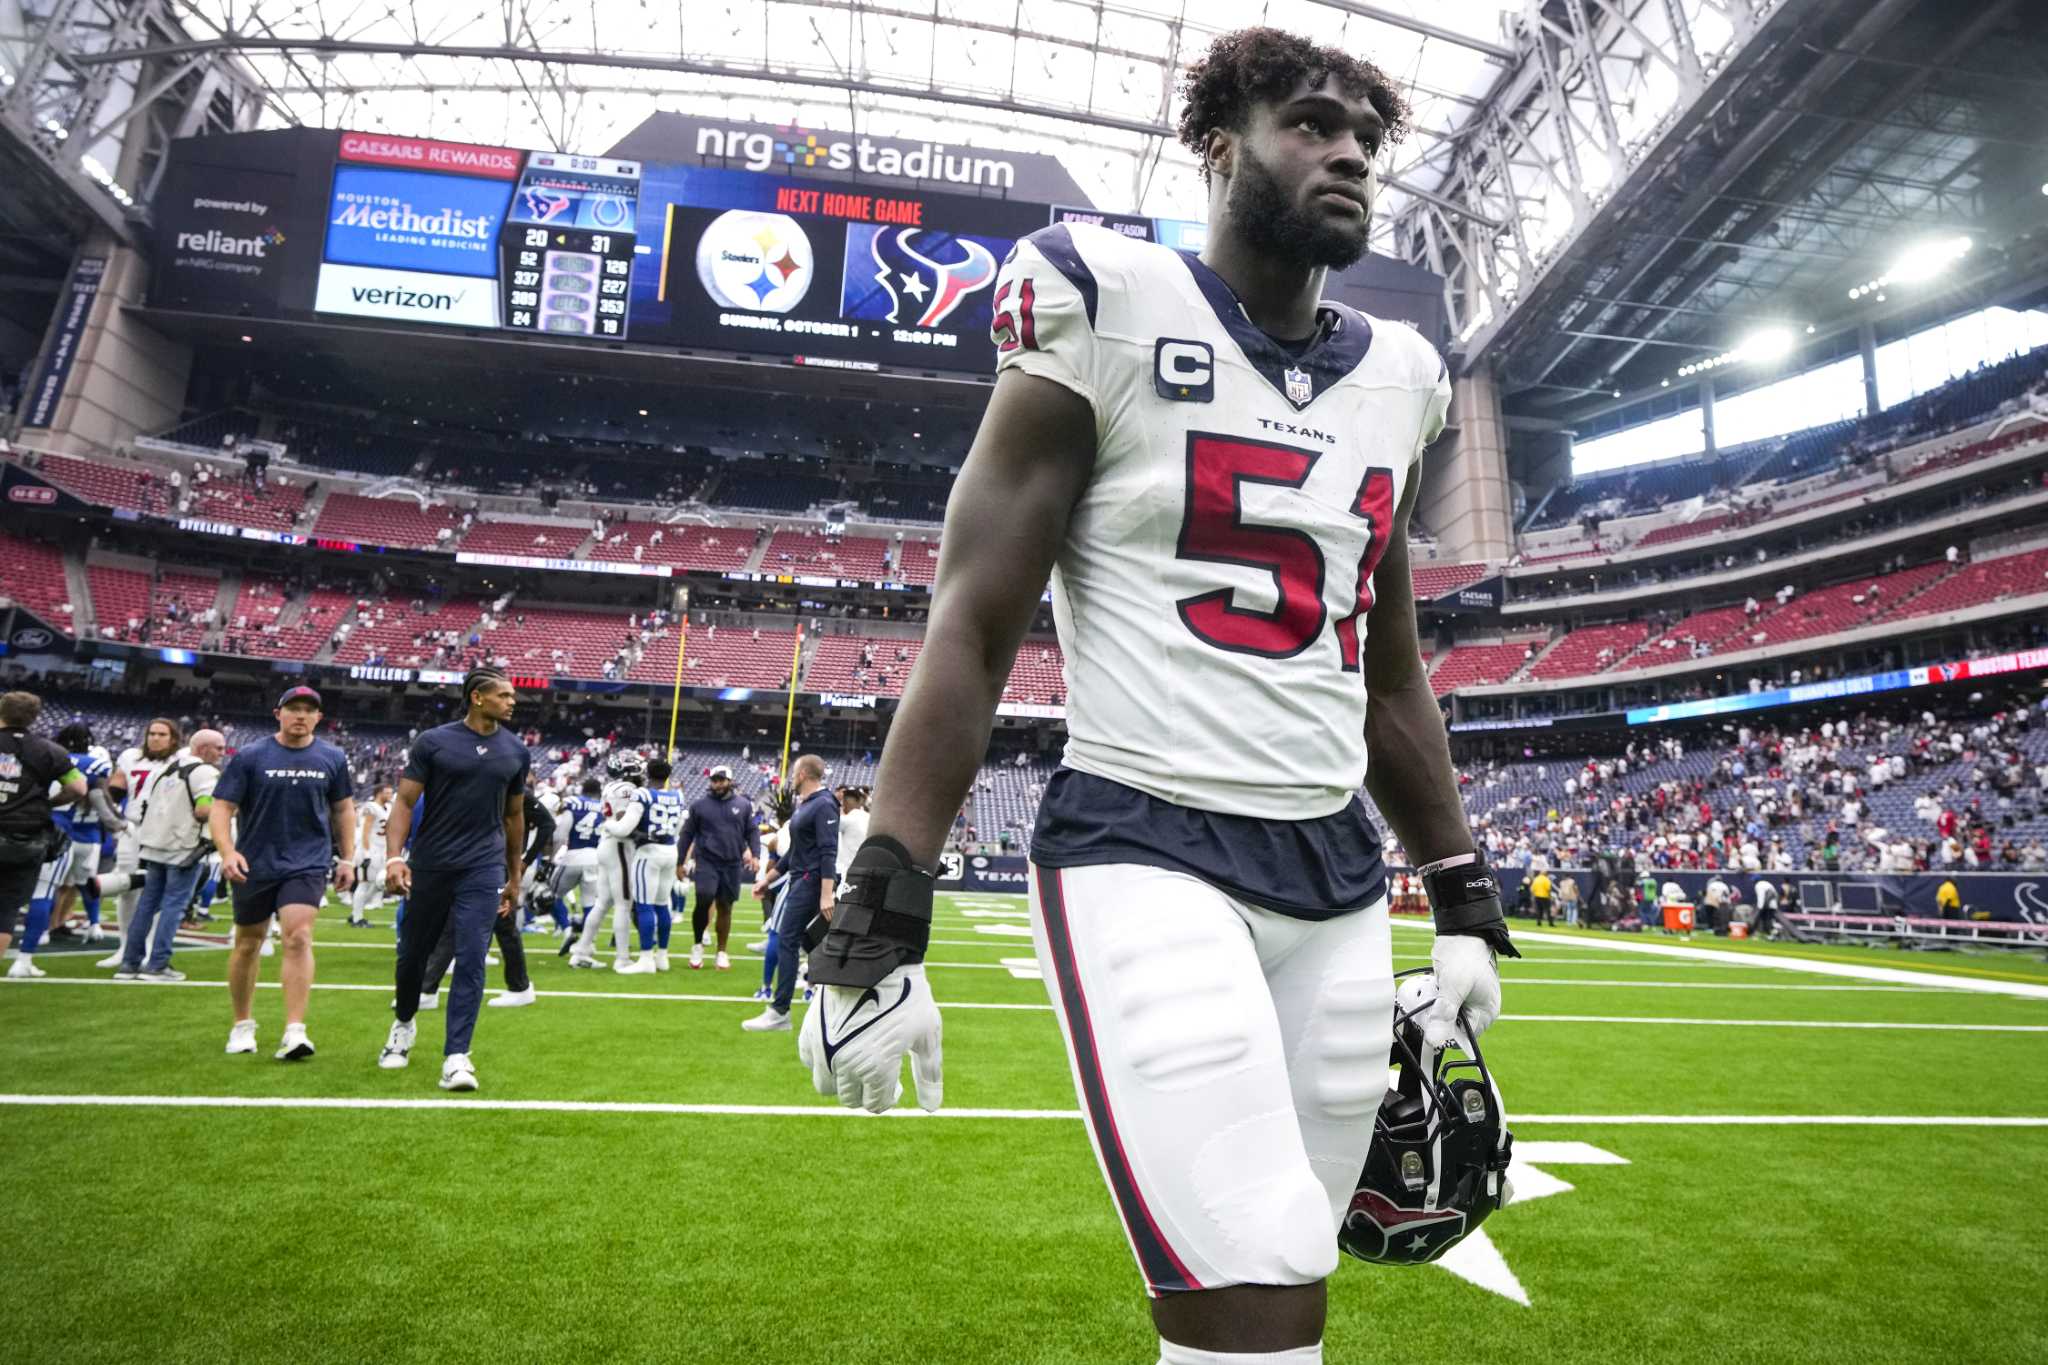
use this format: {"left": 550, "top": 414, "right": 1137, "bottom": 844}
{"left": 462, "top": 666, "right": 510, "bottom": 709}
{"left": 1177, "top": 27, "right": 1412, "bottom": 185}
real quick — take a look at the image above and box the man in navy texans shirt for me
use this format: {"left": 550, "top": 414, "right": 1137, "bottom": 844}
{"left": 210, "top": 686, "right": 356, "bottom": 1062}
{"left": 379, "top": 669, "right": 531, "bottom": 1092}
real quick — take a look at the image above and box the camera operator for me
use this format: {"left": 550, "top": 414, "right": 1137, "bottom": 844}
{"left": 0, "top": 692, "right": 89, "bottom": 962}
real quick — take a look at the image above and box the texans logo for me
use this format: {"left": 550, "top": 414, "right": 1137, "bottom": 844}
{"left": 1936, "top": 663, "right": 1967, "bottom": 683}
{"left": 842, "top": 225, "right": 999, "bottom": 329}
{"left": 1344, "top": 1188, "right": 1468, "bottom": 1263}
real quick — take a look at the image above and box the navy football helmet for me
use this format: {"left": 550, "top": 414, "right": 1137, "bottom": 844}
{"left": 1339, "top": 970, "right": 1513, "bottom": 1266}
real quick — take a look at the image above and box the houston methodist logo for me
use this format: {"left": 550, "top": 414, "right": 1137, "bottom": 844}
{"left": 695, "top": 123, "right": 1017, "bottom": 189}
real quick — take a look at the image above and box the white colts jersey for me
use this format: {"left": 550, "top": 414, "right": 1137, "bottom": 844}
{"left": 993, "top": 222, "right": 1451, "bottom": 818}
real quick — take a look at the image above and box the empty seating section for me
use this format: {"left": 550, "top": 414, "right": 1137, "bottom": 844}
{"left": 1528, "top": 622, "right": 1649, "bottom": 681}
{"left": 1887, "top": 546, "right": 2048, "bottom": 617}
{"left": 277, "top": 423, "right": 424, "bottom": 478}
{"left": 480, "top": 606, "right": 635, "bottom": 676}
{"left": 333, "top": 597, "right": 488, "bottom": 668}
{"left": 588, "top": 523, "right": 756, "bottom": 573}
{"left": 709, "top": 460, "right": 839, "bottom": 512}
{"left": 1895, "top": 424, "right": 2048, "bottom": 485}
{"left": 892, "top": 538, "right": 941, "bottom": 586}
{"left": 632, "top": 629, "right": 799, "bottom": 688}
{"left": 0, "top": 532, "right": 74, "bottom": 627}
{"left": 34, "top": 454, "right": 165, "bottom": 514}
{"left": 150, "top": 571, "right": 221, "bottom": 647}
{"left": 86, "top": 566, "right": 153, "bottom": 641}
{"left": 157, "top": 411, "right": 263, "bottom": 449}
{"left": 1616, "top": 606, "right": 1756, "bottom": 671}
{"left": 1410, "top": 562, "right": 1492, "bottom": 600}
{"left": 806, "top": 635, "right": 924, "bottom": 697}
{"left": 855, "top": 473, "right": 951, "bottom": 522}
{"left": 761, "top": 530, "right": 892, "bottom": 582}
{"left": 459, "top": 519, "right": 588, "bottom": 558}
{"left": 1003, "top": 641, "right": 1066, "bottom": 704}
{"left": 314, "top": 493, "right": 462, "bottom": 549}
{"left": 1632, "top": 512, "right": 1732, "bottom": 550}
{"left": 223, "top": 582, "right": 343, "bottom": 661}
{"left": 1748, "top": 564, "right": 1948, "bottom": 648}
{"left": 1428, "top": 641, "right": 1540, "bottom": 697}
{"left": 186, "top": 476, "right": 307, "bottom": 532}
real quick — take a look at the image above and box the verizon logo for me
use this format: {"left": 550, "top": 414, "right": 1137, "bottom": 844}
{"left": 350, "top": 284, "right": 464, "bottom": 311}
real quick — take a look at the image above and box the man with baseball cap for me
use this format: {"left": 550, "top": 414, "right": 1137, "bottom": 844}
{"left": 680, "top": 763, "right": 760, "bottom": 970}
{"left": 209, "top": 686, "right": 355, "bottom": 1060}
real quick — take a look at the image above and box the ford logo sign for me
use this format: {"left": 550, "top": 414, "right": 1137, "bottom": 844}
{"left": 10, "top": 627, "right": 54, "bottom": 649}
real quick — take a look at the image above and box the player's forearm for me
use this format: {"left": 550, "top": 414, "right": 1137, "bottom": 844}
{"left": 868, "top": 628, "right": 1010, "bottom": 868}
{"left": 385, "top": 806, "right": 412, "bottom": 862}
{"left": 208, "top": 801, "right": 238, "bottom": 858}
{"left": 1364, "top": 675, "right": 1475, "bottom": 867}
{"left": 504, "top": 812, "right": 525, "bottom": 880}
{"left": 333, "top": 801, "right": 356, "bottom": 863}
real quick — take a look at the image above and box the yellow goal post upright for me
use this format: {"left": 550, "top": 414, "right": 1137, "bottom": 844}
{"left": 777, "top": 623, "right": 805, "bottom": 787}
{"left": 663, "top": 585, "right": 690, "bottom": 764}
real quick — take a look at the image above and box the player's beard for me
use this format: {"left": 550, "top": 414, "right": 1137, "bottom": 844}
{"left": 1228, "top": 145, "right": 1369, "bottom": 271}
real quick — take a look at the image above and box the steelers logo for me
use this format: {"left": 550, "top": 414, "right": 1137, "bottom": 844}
{"left": 694, "top": 210, "right": 813, "bottom": 314}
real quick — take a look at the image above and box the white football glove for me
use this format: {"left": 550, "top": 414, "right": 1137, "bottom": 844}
{"left": 1425, "top": 933, "right": 1502, "bottom": 1051}
{"left": 798, "top": 963, "right": 944, "bottom": 1114}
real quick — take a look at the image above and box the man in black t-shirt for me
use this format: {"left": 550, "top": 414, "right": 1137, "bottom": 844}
{"left": 0, "top": 692, "right": 88, "bottom": 958}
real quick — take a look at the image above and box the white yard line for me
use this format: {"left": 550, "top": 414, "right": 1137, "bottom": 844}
{"left": 8, "top": 977, "right": 2039, "bottom": 1028}
{"left": 0, "top": 1093, "right": 2044, "bottom": 1127}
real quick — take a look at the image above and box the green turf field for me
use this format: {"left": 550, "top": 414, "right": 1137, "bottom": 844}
{"left": 4, "top": 894, "right": 2045, "bottom": 1364}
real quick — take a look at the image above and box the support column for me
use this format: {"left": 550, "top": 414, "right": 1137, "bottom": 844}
{"left": 1418, "top": 361, "right": 1514, "bottom": 562}
{"left": 1859, "top": 320, "right": 1880, "bottom": 416}
{"left": 1699, "top": 377, "right": 1717, "bottom": 460}
{"left": 17, "top": 231, "right": 191, "bottom": 453}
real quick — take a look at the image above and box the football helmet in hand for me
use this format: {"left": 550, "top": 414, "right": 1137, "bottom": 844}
{"left": 1339, "top": 971, "right": 1512, "bottom": 1266}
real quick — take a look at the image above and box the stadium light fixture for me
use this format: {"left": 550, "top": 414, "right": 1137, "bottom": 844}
{"left": 1848, "top": 235, "right": 1971, "bottom": 299}
{"left": 1676, "top": 325, "right": 1797, "bottom": 379}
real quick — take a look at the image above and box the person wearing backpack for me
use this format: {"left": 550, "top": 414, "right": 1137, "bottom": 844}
{"left": 110, "top": 729, "right": 225, "bottom": 982}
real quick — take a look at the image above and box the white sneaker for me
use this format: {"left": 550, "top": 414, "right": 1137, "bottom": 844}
{"left": 439, "top": 1053, "right": 479, "bottom": 1091}
{"left": 715, "top": 951, "right": 731, "bottom": 971}
{"left": 567, "top": 955, "right": 599, "bottom": 969}
{"left": 6, "top": 955, "right": 44, "bottom": 979}
{"left": 141, "top": 967, "right": 187, "bottom": 983}
{"left": 614, "top": 955, "right": 657, "bottom": 975}
{"left": 113, "top": 967, "right": 141, "bottom": 981}
{"left": 485, "top": 954, "right": 500, "bottom": 967}
{"left": 745, "top": 940, "right": 767, "bottom": 954}
{"left": 741, "top": 1007, "right": 791, "bottom": 1032}
{"left": 96, "top": 952, "right": 124, "bottom": 969}
{"left": 698, "top": 931, "right": 711, "bottom": 948}
{"left": 487, "top": 986, "right": 537, "bottom": 1008}
{"left": 226, "top": 1019, "right": 258, "bottom": 1054}
{"left": 260, "top": 939, "right": 275, "bottom": 957}
{"left": 654, "top": 949, "right": 671, "bottom": 972}
{"left": 688, "top": 944, "right": 704, "bottom": 970}
{"left": 86, "top": 924, "right": 106, "bottom": 943}
{"left": 378, "top": 1019, "right": 416, "bottom": 1069}
{"left": 276, "top": 1025, "right": 315, "bottom": 1061}
{"left": 416, "top": 991, "right": 439, "bottom": 1012}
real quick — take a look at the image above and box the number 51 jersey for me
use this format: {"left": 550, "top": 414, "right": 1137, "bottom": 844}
{"left": 992, "top": 222, "right": 1451, "bottom": 821}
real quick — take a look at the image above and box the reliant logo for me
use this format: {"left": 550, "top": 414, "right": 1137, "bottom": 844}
{"left": 176, "top": 227, "right": 285, "bottom": 257}
{"left": 695, "top": 124, "right": 1016, "bottom": 189}
{"left": 331, "top": 201, "right": 494, "bottom": 240}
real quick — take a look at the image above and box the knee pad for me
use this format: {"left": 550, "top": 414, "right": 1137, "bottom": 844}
{"left": 1099, "top": 921, "right": 1254, "bottom": 1091}
{"left": 1191, "top": 1118, "right": 1340, "bottom": 1285}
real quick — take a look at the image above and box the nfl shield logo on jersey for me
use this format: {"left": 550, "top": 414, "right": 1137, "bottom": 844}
{"left": 1284, "top": 365, "right": 1313, "bottom": 407}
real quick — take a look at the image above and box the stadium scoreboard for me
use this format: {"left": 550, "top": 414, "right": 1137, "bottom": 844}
{"left": 500, "top": 152, "right": 641, "bottom": 339}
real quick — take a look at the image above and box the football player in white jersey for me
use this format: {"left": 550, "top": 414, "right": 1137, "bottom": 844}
{"left": 619, "top": 756, "right": 687, "bottom": 973}
{"left": 568, "top": 752, "right": 642, "bottom": 969}
{"left": 551, "top": 777, "right": 606, "bottom": 945}
{"left": 351, "top": 784, "right": 395, "bottom": 926}
{"left": 798, "top": 29, "right": 1517, "bottom": 1363}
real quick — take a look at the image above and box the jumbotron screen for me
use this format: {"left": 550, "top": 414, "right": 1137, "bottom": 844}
{"left": 150, "top": 129, "right": 1048, "bottom": 374}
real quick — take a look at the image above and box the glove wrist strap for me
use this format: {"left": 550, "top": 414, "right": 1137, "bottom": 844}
{"left": 807, "top": 836, "right": 934, "bottom": 988}
{"left": 1421, "top": 852, "right": 1521, "bottom": 959}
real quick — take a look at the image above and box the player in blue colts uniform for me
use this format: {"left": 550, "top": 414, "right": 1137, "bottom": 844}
{"left": 9, "top": 724, "right": 120, "bottom": 978}
{"left": 209, "top": 686, "right": 356, "bottom": 1060}
{"left": 680, "top": 763, "right": 761, "bottom": 970}
{"left": 618, "top": 756, "right": 686, "bottom": 972}
{"left": 552, "top": 777, "right": 606, "bottom": 951}
{"left": 379, "top": 670, "right": 531, "bottom": 1092}
{"left": 793, "top": 29, "right": 1517, "bottom": 1363}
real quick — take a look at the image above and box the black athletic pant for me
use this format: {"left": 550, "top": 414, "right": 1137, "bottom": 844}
{"left": 421, "top": 901, "right": 530, "bottom": 995}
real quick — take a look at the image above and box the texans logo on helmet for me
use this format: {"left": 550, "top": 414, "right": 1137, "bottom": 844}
{"left": 1343, "top": 1188, "right": 1468, "bottom": 1264}
{"left": 841, "top": 224, "right": 1001, "bottom": 330}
